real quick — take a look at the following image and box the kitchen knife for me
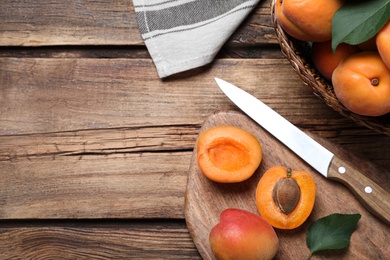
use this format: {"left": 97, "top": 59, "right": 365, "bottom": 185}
{"left": 215, "top": 77, "right": 390, "bottom": 226}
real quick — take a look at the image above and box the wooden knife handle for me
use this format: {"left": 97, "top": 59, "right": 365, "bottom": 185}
{"left": 328, "top": 155, "right": 390, "bottom": 226}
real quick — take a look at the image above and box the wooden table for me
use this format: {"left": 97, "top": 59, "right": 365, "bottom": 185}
{"left": 1, "top": 1, "right": 389, "bottom": 259}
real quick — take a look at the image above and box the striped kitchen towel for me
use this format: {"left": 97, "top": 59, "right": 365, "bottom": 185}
{"left": 133, "top": 0, "right": 260, "bottom": 78}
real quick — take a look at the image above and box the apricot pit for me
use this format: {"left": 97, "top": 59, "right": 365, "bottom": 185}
{"left": 272, "top": 173, "right": 301, "bottom": 215}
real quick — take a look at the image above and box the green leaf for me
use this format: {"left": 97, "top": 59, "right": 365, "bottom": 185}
{"left": 306, "top": 213, "right": 361, "bottom": 254}
{"left": 332, "top": 0, "right": 390, "bottom": 51}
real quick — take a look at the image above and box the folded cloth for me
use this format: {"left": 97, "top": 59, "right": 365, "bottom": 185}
{"left": 133, "top": 0, "right": 260, "bottom": 78}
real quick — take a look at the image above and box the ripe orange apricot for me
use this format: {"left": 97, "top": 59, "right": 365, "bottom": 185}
{"left": 210, "top": 208, "right": 279, "bottom": 260}
{"left": 332, "top": 51, "right": 390, "bottom": 116}
{"left": 311, "top": 40, "right": 360, "bottom": 82}
{"left": 275, "top": 0, "right": 344, "bottom": 42}
{"left": 377, "top": 20, "right": 390, "bottom": 70}
{"left": 197, "top": 126, "right": 262, "bottom": 183}
{"left": 256, "top": 166, "right": 316, "bottom": 230}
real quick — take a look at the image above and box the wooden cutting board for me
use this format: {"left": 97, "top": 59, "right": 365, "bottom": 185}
{"left": 185, "top": 111, "right": 389, "bottom": 260}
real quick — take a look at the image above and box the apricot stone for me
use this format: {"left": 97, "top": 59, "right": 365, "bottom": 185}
{"left": 209, "top": 208, "right": 279, "bottom": 260}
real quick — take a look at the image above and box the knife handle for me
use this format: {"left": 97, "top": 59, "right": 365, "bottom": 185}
{"left": 328, "top": 155, "right": 390, "bottom": 226}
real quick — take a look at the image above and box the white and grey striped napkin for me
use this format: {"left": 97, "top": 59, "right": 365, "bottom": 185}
{"left": 133, "top": 0, "right": 260, "bottom": 78}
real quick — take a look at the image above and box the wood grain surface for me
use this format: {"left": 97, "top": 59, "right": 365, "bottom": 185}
{"left": 2, "top": 58, "right": 390, "bottom": 221}
{"left": 185, "top": 111, "right": 389, "bottom": 260}
{"left": 0, "top": 220, "right": 200, "bottom": 259}
{"left": 1, "top": 0, "right": 389, "bottom": 258}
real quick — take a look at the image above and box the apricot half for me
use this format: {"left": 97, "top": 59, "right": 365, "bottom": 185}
{"left": 332, "top": 51, "right": 390, "bottom": 116}
{"left": 256, "top": 166, "right": 316, "bottom": 229}
{"left": 197, "top": 126, "right": 262, "bottom": 183}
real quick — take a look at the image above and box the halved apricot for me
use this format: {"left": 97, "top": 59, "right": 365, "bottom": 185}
{"left": 256, "top": 166, "right": 316, "bottom": 229}
{"left": 197, "top": 126, "right": 262, "bottom": 183}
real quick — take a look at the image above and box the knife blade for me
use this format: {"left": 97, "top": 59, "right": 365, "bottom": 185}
{"left": 215, "top": 77, "right": 390, "bottom": 226}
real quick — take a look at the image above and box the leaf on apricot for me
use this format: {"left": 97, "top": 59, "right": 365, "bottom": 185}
{"left": 306, "top": 213, "right": 361, "bottom": 255}
{"left": 332, "top": 0, "right": 390, "bottom": 51}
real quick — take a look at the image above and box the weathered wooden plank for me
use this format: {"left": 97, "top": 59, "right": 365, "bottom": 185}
{"left": 0, "top": 0, "right": 276, "bottom": 47}
{"left": 1, "top": 121, "right": 389, "bottom": 170}
{"left": 0, "top": 151, "right": 191, "bottom": 219}
{"left": 0, "top": 57, "right": 364, "bottom": 135}
{"left": 0, "top": 123, "right": 194, "bottom": 219}
{"left": 0, "top": 220, "right": 201, "bottom": 259}
{"left": 0, "top": 125, "right": 198, "bottom": 160}
{"left": 0, "top": 126, "right": 198, "bottom": 219}
{"left": 0, "top": 46, "right": 152, "bottom": 59}
{"left": 0, "top": 0, "right": 143, "bottom": 46}
{"left": 0, "top": 125, "right": 195, "bottom": 217}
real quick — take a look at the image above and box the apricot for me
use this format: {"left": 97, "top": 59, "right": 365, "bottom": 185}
{"left": 332, "top": 51, "right": 390, "bottom": 116}
{"left": 209, "top": 208, "right": 279, "bottom": 260}
{"left": 311, "top": 40, "right": 360, "bottom": 82}
{"left": 197, "top": 126, "right": 262, "bottom": 183}
{"left": 275, "top": 0, "right": 344, "bottom": 42}
{"left": 377, "top": 20, "right": 390, "bottom": 70}
{"left": 256, "top": 166, "right": 316, "bottom": 230}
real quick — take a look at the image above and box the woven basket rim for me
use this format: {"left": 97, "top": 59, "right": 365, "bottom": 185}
{"left": 270, "top": 0, "right": 390, "bottom": 135}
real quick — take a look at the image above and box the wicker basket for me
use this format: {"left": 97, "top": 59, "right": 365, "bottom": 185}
{"left": 270, "top": 0, "right": 390, "bottom": 136}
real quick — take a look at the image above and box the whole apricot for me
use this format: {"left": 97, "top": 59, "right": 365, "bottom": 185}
{"left": 275, "top": 0, "right": 344, "bottom": 42}
{"left": 377, "top": 20, "right": 390, "bottom": 70}
{"left": 311, "top": 40, "right": 360, "bottom": 81}
{"left": 209, "top": 208, "right": 279, "bottom": 260}
{"left": 197, "top": 126, "right": 262, "bottom": 183}
{"left": 332, "top": 51, "right": 390, "bottom": 116}
{"left": 256, "top": 166, "right": 316, "bottom": 230}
